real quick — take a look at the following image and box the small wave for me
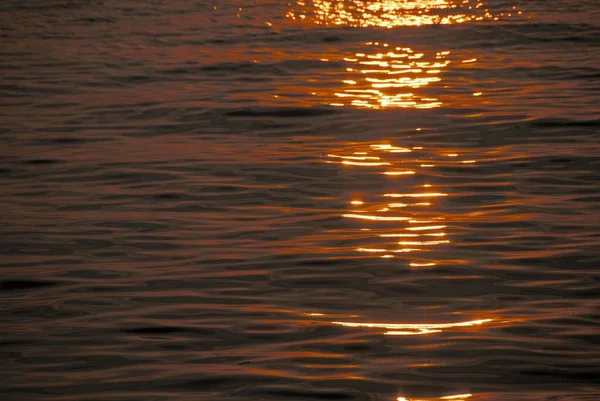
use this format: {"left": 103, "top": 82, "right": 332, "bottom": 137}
{"left": 162, "top": 61, "right": 287, "bottom": 76}
{"left": 223, "top": 106, "right": 340, "bottom": 118}
{"left": 432, "top": 23, "right": 600, "bottom": 48}
{"left": 528, "top": 118, "right": 600, "bottom": 128}
{"left": 0, "top": 279, "right": 59, "bottom": 292}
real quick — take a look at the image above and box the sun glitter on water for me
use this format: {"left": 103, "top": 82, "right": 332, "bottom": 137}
{"left": 330, "top": 43, "right": 450, "bottom": 109}
{"left": 287, "top": 0, "right": 525, "bottom": 28}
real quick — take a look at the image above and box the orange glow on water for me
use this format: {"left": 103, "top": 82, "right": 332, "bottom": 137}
{"left": 410, "top": 262, "right": 438, "bottom": 267}
{"left": 328, "top": 154, "right": 382, "bottom": 161}
{"left": 397, "top": 394, "right": 473, "bottom": 401}
{"left": 384, "top": 171, "right": 416, "bottom": 176}
{"left": 343, "top": 213, "right": 410, "bottom": 222}
{"left": 371, "top": 144, "right": 413, "bottom": 152}
{"left": 384, "top": 193, "right": 448, "bottom": 198}
{"left": 287, "top": 0, "right": 521, "bottom": 28}
{"left": 332, "top": 43, "right": 450, "bottom": 109}
{"left": 406, "top": 225, "right": 447, "bottom": 231}
{"left": 326, "top": 142, "right": 460, "bottom": 266}
{"left": 332, "top": 318, "right": 492, "bottom": 335}
{"left": 342, "top": 160, "right": 391, "bottom": 166}
{"left": 278, "top": 1, "right": 527, "bottom": 110}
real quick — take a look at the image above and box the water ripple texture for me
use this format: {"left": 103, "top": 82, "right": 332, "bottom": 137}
{"left": 1, "top": 1, "right": 599, "bottom": 400}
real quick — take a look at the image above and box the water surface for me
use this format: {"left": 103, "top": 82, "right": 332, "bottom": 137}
{"left": 1, "top": 1, "right": 599, "bottom": 400}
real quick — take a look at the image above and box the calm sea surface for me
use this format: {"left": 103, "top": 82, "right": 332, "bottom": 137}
{"left": 1, "top": 1, "right": 599, "bottom": 400}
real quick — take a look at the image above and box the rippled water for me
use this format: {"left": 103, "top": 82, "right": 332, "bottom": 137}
{"left": 1, "top": 1, "right": 599, "bottom": 400}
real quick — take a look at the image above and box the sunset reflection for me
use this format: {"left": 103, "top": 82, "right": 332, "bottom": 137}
{"left": 287, "top": 0, "right": 524, "bottom": 28}
{"left": 397, "top": 394, "right": 473, "bottom": 401}
{"left": 333, "top": 318, "right": 491, "bottom": 335}
{"left": 327, "top": 142, "right": 455, "bottom": 265}
{"left": 301, "top": 311, "right": 492, "bottom": 336}
{"left": 285, "top": 1, "right": 526, "bottom": 109}
{"left": 332, "top": 43, "right": 449, "bottom": 109}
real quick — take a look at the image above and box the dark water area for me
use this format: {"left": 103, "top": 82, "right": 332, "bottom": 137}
{"left": 1, "top": 1, "right": 599, "bottom": 400}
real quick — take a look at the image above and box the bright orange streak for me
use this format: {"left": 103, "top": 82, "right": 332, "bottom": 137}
{"left": 397, "top": 394, "right": 473, "bottom": 401}
{"left": 384, "top": 171, "right": 416, "bottom": 175}
{"left": 332, "top": 319, "right": 492, "bottom": 336}
{"left": 371, "top": 144, "right": 412, "bottom": 152}
{"left": 384, "top": 193, "right": 447, "bottom": 198}
{"left": 441, "top": 395, "right": 474, "bottom": 400}
{"left": 406, "top": 225, "right": 447, "bottom": 231}
{"left": 356, "top": 247, "right": 387, "bottom": 253}
{"left": 344, "top": 214, "right": 410, "bottom": 221}
{"left": 342, "top": 160, "right": 390, "bottom": 166}
{"left": 398, "top": 240, "right": 449, "bottom": 245}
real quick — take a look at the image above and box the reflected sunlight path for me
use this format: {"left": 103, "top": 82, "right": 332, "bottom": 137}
{"left": 332, "top": 318, "right": 492, "bottom": 335}
{"left": 287, "top": 0, "right": 524, "bottom": 27}
{"left": 326, "top": 141, "right": 457, "bottom": 265}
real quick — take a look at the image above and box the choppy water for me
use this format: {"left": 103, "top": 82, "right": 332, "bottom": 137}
{"left": 1, "top": 1, "right": 599, "bottom": 400}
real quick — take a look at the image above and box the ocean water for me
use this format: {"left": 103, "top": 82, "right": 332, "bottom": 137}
{"left": 1, "top": 1, "right": 599, "bottom": 400}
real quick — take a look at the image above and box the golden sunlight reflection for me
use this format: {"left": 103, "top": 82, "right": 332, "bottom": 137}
{"left": 300, "top": 311, "right": 495, "bottom": 337}
{"left": 343, "top": 214, "right": 410, "bottom": 222}
{"left": 397, "top": 394, "right": 473, "bottom": 401}
{"left": 287, "top": 0, "right": 525, "bottom": 28}
{"left": 284, "top": 1, "right": 527, "bottom": 110}
{"left": 384, "top": 192, "right": 447, "bottom": 198}
{"left": 332, "top": 319, "right": 492, "bottom": 336}
{"left": 332, "top": 43, "right": 450, "bottom": 109}
{"left": 326, "top": 141, "right": 464, "bottom": 266}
